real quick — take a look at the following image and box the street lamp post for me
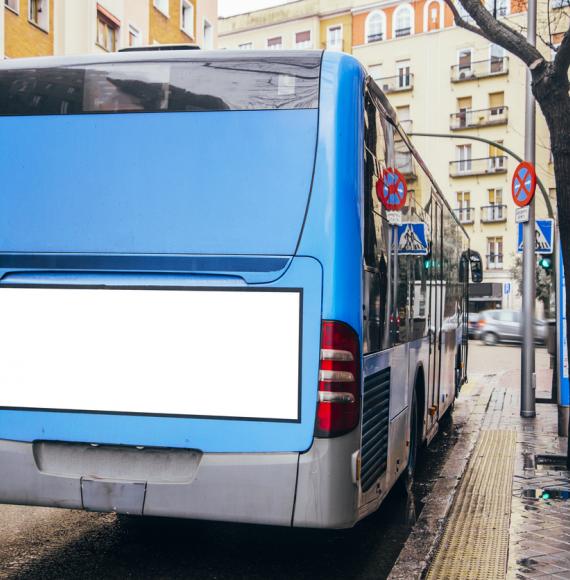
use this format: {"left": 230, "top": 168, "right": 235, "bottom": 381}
{"left": 521, "top": 0, "right": 537, "bottom": 417}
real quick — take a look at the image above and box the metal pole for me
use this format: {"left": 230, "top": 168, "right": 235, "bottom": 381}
{"left": 521, "top": 0, "right": 537, "bottom": 417}
{"left": 407, "top": 133, "right": 554, "bottom": 219}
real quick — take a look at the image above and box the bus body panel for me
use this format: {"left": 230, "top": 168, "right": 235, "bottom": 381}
{"left": 297, "top": 52, "right": 364, "bottom": 333}
{"left": 0, "top": 438, "right": 299, "bottom": 526}
{"left": 0, "top": 256, "right": 322, "bottom": 453}
{"left": 0, "top": 109, "right": 318, "bottom": 256}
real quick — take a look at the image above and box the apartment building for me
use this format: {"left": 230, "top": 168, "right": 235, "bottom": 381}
{"left": 219, "top": 0, "right": 560, "bottom": 310}
{"left": 218, "top": 0, "right": 352, "bottom": 52}
{"left": 4, "top": 0, "right": 55, "bottom": 58}
{"left": 1, "top": 0, "right": 217, "bottom": 58}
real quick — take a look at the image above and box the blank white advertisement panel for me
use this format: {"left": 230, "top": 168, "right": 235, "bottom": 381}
{"left": 0, "top": 287, "right": 301, "bottom": 421}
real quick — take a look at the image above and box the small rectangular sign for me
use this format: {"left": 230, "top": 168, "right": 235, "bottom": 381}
{"left": 387, "top": 211, "right": 402, "bottom": 225}
{"left": 515, "top": 206, "right": 530, "bottom": 223}
{"left": 0, "top": 287, "right": 302, "bottom": 421}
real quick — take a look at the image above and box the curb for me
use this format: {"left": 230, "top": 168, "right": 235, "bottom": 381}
{"left": 387, "top": 381, "right": 493, "bottom": 580}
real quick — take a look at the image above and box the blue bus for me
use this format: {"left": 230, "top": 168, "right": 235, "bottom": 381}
{"left": 0, "top": 50, "right": 476, "bottom": 528}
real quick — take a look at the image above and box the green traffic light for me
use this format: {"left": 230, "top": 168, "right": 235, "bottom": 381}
{"left": 538, "top": 256, "right": 553, "bottom": 270}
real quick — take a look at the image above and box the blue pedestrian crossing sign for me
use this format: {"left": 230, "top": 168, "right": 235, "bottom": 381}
{"left": 517, "top": 218, "right": 553, "bottom": 254}
{"left": 397, "top": 222, "right": 428, "bottom": 255}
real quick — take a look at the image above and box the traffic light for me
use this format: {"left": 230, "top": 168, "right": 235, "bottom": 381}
{"left": 538, "top": 255, "right": 553, "bottom": 272}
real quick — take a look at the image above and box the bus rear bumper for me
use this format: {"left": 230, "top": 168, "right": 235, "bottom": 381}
{"left": 0, "top": 439, "right": 299, "bottom": 526}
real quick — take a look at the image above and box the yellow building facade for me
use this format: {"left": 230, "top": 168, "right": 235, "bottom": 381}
{"left": 3, "top": 0, "right": 217, "bottom": 59}
{"left": 218, "top": 0, "right": 560, "bottom": 310}
{"left": 4, "top": 0, "right": 55, "bottom": 58}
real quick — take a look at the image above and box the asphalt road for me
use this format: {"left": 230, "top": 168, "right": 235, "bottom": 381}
{"left": 0, "top": 342, "right": 542, "bottom": 580}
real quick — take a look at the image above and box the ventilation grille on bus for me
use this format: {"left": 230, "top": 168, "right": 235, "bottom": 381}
{"left": 360, "top": 367, "right": 391, "bottom": 493}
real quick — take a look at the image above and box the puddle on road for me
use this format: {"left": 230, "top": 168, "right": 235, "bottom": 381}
{"left": 522, "top": 488, "right": 570, "bottom": 500}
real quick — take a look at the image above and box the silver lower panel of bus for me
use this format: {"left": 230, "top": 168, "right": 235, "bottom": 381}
{"left": 0, "top": 433, "right": 361, "bottom": 528}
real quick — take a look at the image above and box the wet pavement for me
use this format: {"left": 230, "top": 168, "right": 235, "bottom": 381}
{"left": 0, "top": 343, "right": 550, "bottom": 580}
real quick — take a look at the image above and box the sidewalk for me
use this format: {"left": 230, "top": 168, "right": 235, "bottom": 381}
{"left": 389, "top": 363, "right": 570, "bottom": 580}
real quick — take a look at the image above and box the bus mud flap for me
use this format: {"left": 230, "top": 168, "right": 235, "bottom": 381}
{"left": 81, "top": 477, "right": 146, "bottom": 515}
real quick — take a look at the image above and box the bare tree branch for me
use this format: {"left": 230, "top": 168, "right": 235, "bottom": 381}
{"left": 443, "top": 0, "right": 489, "bottom": 36}
{"left": 446, "top": 0, "right": 544, "bottom": 67}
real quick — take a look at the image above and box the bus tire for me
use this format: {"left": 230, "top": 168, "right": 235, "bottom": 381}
{"left": 398, "top": 387, "right": 419, "bottom": 497}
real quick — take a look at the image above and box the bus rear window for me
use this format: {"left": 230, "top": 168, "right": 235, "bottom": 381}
{"left": 0, "top": 56, "right": 321, "bottom": 116}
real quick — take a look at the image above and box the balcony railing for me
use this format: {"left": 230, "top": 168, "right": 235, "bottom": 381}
{"left": 454, "top": 207, "right": 475, "bottom": 224}
{"left": 450, "top": 106, "right": 508, "bottom": 130}
{"left": 449, "top": 156, "right": 508, "bottom": 177}
{"left": 481, "top": 204, "right": 507, "bottom": 223}
{"left": 377, "top": 74, "right": 414, "bottom": 93}
{"left": 450, "top": 57, "right": 509, "bottom": 82}
{"left": 394, "top": 27, "right": 411, "bottom": 37}
{"left": 367, "top": 32, "right": 384, "bottom": 42}
{"left": 486, "top": 253, "right": 504, "bottom": 270}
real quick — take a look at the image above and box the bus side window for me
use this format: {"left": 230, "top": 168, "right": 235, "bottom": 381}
{"left": 363, "top": 91, "right": 390, "bottom": 355}
{"left": 394, "top": 161, "right": 431, "bottom": 345}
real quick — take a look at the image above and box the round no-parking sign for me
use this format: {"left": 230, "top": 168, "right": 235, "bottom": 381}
{"left": 376, "top": 168, "right": 408, "bottom": 211}
{"left": 512, "top": 161, "right": 536, "bottom": 207}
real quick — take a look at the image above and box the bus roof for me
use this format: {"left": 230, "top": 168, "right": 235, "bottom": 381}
{"left": 0, "top": 49, "right": 324, "bottom": 71}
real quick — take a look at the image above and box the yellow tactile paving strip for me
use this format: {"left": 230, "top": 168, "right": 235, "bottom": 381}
{"left": 426, "top": 430, "right": 517, "bottom": 580}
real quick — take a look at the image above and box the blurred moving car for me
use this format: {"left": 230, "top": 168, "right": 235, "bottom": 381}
{"left": 476, "top": 309, "right": 546, "bottom": 346}
{"left": 468, "top": 313, "right": 481, "bottom": 339}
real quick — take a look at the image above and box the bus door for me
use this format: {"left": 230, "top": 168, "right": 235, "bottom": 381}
{"left": 427, "top": 196, "right": 444, "bottom": 433}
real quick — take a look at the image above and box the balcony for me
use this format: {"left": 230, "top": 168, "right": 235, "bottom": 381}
{"left": 486, "top": 253, "right": 504, "bottom": 270}
{"left": 449, "top": 156, "right": 508, "bottom": 177}
{"left": 377, "top": 74, "right": 414, "bottom": 94}
{"left": 396, "top": 150, "right": 417, "bottom": 180}
{"left": 450, "top": 106, "right": 508, "bottom": 130}
{"left": 454, "top": 207, "right": 475, "bottom": 224}
{"left": 394, "top": 27, "right": 411, "bottom": 38}
{"left": 481, "top": 204, "right": 507, "bottom": 223}
{"left": 450, "top": 57, "right": 509, "bottom": 82}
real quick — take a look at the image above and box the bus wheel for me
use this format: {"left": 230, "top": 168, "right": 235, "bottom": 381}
{"left": 399, "top": 388, "right": 419, "bottom": 496}
{"left": 455, "top": 352, "right": 462, "bottom": 397}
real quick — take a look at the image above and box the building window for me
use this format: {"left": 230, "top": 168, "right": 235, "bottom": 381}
{"left": 486, "top": 0, "right": 509, "bottom": 16}
{"left": 238, "top": 42, "right": 253, "bottom": 49}
{"left": 490, "top": 43, "right": 506, "bottom": 73}
{"left": 393, "top": 5, "right": 413, "bottom": 37}
{"left": 365, "top": 11, "right": 385, "bottom": 43}
{"left": 4, "top": 0, "right": 19, "bottom": 14}
{"left": 456, "top": 191, "right": 472, "bottom": 223}
{"left": 203, "top": 19, "right": 213, "bottom": 49}
{"left": 488, "top": 141, "right": 505, "bottom": 170}
{"left": 456, "top": 144, "right": 472, "bottom": 173}
{"left": 129, "top": 24, "right": 142, "bottom": 47}
{"left": 295, "top": 30, "right": 312, "bottom": 49}
{"left": 267, "top": 36, "right": 283, "bottom": 49}
{"left": 181, "top": 0, "right": 194, "bottom": 37}
{"left": 456, "top": 96, "right": 472, "bottom": 127}
{"left": 489, "top": 91, "right": 505, "bottom": 116}
{"left": 397, "top": 59, "right": 411, "bottom": 89}
{"left": 28, "top": 0, "right": 48, "bottom": 31}
{"left": 154, "top": 0, "right": 169, "bottom": 17}
{"left": 327, "top": 25, "right": 343, "bottom": 51}
{"left": 458, "top": 48, "right": 473, "bottom": 74}
{"left": 97, "top": 10, "right": 119, "bottom": 52}
{"left": 487, "top": 237, "right": 503, "bottom": 269}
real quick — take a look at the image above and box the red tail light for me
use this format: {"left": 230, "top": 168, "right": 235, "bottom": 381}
{"left": 315, "top": 321, "right": 361, "bottom": 438}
